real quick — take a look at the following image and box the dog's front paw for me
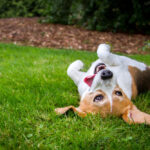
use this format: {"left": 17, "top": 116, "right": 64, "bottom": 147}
{"left": 67, "top": 60, "right": 84, "bottom": 75}
{"left": 97, "top": 44, "right": 111, "bottom": 59}
{"left": 72, "top": 60, "right": 84, "bottom": 70}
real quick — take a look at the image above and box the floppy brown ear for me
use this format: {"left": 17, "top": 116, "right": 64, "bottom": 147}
{"left": 55, "top": 105, "right": 87, "bottom": 117}
{"left": 122, "top": 105, "right": 150, "bottom": 125}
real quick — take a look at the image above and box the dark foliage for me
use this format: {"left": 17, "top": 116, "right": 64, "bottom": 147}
{"left": 0, "top": 0, "right": 48, "bottom": 17}
{"left": 0, "top": 0, "right": 149, "bottom": 34}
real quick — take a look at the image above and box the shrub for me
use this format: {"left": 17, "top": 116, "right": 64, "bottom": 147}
{"left": 71, "top": 0, "right": 150, "bottom": 33}
{"left": 45, "top": 0, "right": 73, "bottom": 24}
{"left": 0, "top": 0, "right": 149, "bottom": 34}
{"left": 0, "top": 0, "right": 47, "bottom": 18}
{"left": 43, "top": 0, "right": 150, "bottom": 34}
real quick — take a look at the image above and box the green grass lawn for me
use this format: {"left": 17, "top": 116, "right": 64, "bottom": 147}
{"left": 0, "top": 43, "right": 150, "bottom": 150}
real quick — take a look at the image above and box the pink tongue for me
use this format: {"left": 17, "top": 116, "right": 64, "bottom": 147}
{"left": 84, "top": 74, "right": 96, "bottom": 87}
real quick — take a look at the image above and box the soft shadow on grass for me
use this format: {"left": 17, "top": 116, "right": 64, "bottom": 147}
{"left": 0, "top": 43, "right": 150, "bottom": 149}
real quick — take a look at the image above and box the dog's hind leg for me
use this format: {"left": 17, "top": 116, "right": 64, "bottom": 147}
{"left": 67, "top": 60, "right": 86, "bottom": 86}
{"left": 97, "top": 44, "right": 146, "bottom": 71}
{"left": 97, "top": 44, "right": 126, "bottom": 66}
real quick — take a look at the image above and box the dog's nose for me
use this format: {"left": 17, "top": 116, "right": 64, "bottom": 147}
{"left": 101, "top": 70, "right": 113, "bottom": 80}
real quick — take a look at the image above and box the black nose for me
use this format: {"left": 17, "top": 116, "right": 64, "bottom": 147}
{"left": 101, "top": 70, "right": 113, "bottom": 80}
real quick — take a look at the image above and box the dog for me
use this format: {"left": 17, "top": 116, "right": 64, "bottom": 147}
{"left": 55, "top": 44, "right": 150, "bottom": 125}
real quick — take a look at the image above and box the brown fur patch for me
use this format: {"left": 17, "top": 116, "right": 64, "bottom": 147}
{"left": 128, "top": 66, "right": 150, "bottom": 94}
{"left": 112, "top": 86, "right": 133, "bottom": 116}
{"left": 55, "top": 106, "right": 86, "bottom": 117}
{"left": 79, "top": 90, "right": 111, "bottom": 117}
{"left": 79, "top": 87, "right": 133, "bottom": 117}
{"left": 128, "top": 66, "right": 138, "bottom": 99}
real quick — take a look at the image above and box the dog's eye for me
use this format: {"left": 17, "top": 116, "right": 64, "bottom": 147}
{"left": 94, "top": 63, "right": 106, "bottom": 74}
{"left": 115, "top": 91, "right": 123, "bottom": 96}
{"left": 94, "top": 95, "right": 104, "bottom": 102}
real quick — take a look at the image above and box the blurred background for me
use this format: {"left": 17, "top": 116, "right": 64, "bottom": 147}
{"left": 0, "top": 0, "right": 150, "bottom": 53}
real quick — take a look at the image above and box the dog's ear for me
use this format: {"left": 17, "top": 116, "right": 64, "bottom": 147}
{"left": 122, "top": 105, "right": 150, "bottom": 125}
{"left": 55, "top": 105, "right": 87, "bottom": 117}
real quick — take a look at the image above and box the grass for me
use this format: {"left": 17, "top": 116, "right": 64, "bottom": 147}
{"left": 0, "top": 43, "right": 150, "bottom": 150}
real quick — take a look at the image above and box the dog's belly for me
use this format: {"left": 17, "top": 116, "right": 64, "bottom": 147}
{"left": 129, "top": 66, "right": 150, "bottom": 93}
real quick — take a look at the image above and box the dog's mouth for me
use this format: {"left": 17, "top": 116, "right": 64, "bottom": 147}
{"left": 94, "top": 63, "right": 106, "bottom": 74}
{"left": 84, "top": 63, "right": 106, "bottom": 87}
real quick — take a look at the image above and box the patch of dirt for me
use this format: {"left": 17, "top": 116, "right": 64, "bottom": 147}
{"left": 0, "top": 17, "right": 150, "bottom": 54}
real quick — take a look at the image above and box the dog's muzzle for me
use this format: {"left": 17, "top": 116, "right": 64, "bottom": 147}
{"left": 101, "top": 69, "right": 113, "bottom": 80}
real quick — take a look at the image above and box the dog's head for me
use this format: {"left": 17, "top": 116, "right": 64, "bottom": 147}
{"left": 82, "top": 62, "right": 130, "bottom": 117}
{"left": 56, "top": 82, "right": 150, "bottom": 125}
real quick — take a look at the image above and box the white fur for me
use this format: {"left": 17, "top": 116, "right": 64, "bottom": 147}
{"left": 97, "top": 44, "right": 146, "bottom": 70}
{"left": 67, "top": 44, "right": 147, "bottom": 112}
{"left": 67, "top": 60, "right": 85, "bottom": 85}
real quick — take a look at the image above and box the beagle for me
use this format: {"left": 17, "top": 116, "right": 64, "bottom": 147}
{"left": 55, "top": 44, "right": 150, "bottom": 125}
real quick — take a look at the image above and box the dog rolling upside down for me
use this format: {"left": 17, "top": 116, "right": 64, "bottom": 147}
{"left": 55, "top": 44, "right": 150, "bottom": 125}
